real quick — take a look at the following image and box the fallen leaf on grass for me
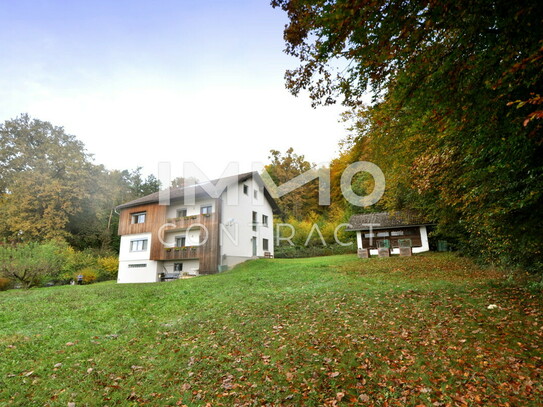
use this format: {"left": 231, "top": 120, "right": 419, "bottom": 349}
{"left": 359, "top": 393, "right": 370, "bottom": 402}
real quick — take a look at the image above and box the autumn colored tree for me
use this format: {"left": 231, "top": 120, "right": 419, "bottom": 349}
{"left": 264, "top": 147, "right": 322, "bottom": 220}
{"left": 0, "top": 114, "right": 161, "bottom": 252}
{"left": 273, "top": 0, "right": 543, "bottom": 271}
{"left": 272, "top": 0, "right": 543, "bottom": 270}
{"left": 0, "top": 114, "right": 98, "bottom": 241}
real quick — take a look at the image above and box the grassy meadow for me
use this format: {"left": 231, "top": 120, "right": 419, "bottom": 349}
{"left": 0, "top": 253, "right": 542, "bottom": 406}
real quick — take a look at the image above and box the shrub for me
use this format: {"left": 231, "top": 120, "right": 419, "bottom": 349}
{"left": 0, "top": 241, "right": 64, "bottom": 289}
{"left": 274, "top": 243, "right": 356, "bottom": 259}
{"left": 96, "top": 256, "right": 118, "bottom": 281}
{"left": 77, "top": 267, "right": 98, "bottom": 284}
{"left": 0, "top": 277, "right": 11, "bottom": 291}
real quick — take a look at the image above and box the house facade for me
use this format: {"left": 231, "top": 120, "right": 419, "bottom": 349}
{"left": 116, "top": 172, "right": 280, "bottom": 283}
{"left": 347, "top": 211, "right": 433, "bottom": 256}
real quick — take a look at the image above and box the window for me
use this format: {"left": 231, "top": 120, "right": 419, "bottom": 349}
{"left": 177, "top": 208, "right": 187, "bottom": 217}
{"left": 130, "top": 239, "right": 148, "bottom": 252}
{"left": 201, "top": 205, "right": 212, "bottom": 215}
{"left": 175, "top": 236, "right": 186, "bottom": 247}
{"left": 377, "top": 231, "right": 390, "bottom": 237}
{"left": 243, "top": 184, "right": 248, "bottom": 195}
{"left": 131, "top": 212, "right": 146, "bottom": 224}
{"left": 174, "top": 263, "right": 183, "bottom": 272}
{"left": 252, "top": 211, "right": 257, "bottom": 231}
{"left": 254, "top": 190, "right": 258, "bottom": 199}
{"left": 391, "top": 230, "right": 404, "bottom": 236}
{"left": 364, "top": 233, "right": 375, "bottom": 238}
{"left": 262, "top": 214, "right": 268, "bottom": 227}
{"left": 263, "top": 238, "right": 269, "bottom": 251}
{"left": 128, "top": 263, "right": 147, "bottom": 268}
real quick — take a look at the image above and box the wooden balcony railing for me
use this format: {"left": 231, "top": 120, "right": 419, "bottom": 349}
{"left": 160, "top": 246, "right": 200, "bottom": 261}
{"left": 163, "top": 213, "right": 214, "bottom": 231}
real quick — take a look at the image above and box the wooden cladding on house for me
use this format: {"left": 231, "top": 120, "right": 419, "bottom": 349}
{"left": 118, "top": 203, "right": 167, "bottom": 264}
{"left": 361, "top": 226, "right": 422, "bottom": 249}
{"left": 118, "top": 203, "right": 167, "bottom": 236}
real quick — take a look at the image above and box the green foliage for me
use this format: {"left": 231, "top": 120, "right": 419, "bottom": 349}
{"left": 0, "top": 241, "right": 65, "bottom": 289}
{"left": 274, "top": 243, "right": 355, "bottom": 258}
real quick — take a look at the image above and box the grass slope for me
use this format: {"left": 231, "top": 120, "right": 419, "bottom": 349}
{"left": 0, "top": 253, "right": 542, "bottom": 406}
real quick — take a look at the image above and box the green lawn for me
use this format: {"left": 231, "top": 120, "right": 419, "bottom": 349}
{"left": 0, "top": 253, "right": 542, "bottom": 406}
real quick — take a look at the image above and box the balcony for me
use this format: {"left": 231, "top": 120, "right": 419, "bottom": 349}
{"left": 163, "top": 213, "right": 214, "bottom": 231}
{"left": 161, "top": 246, "right": 200, "bottom": 261}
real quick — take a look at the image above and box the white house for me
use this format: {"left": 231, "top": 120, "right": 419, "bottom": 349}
{"left": 116, "top": 172, "right": 280, "bottom": 283}
{"left": 346, "top": 211, "right": 432, "bottom": 256}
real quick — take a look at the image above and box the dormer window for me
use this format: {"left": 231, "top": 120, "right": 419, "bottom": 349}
{"left": 131, "top": 212, "right": 146, "bottom": 224}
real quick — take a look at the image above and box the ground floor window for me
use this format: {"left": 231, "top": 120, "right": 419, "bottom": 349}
{"left": 174, "top": 263, "right": 183, "bottom": 272}
{"left": 130, "top": 239, "right": 148, "bottom": 252}
{"left": 263, "top": 238, "right": 269, "bottom": 251}
{"left": 128, "top": 263, "right": 147, "bottom": 268}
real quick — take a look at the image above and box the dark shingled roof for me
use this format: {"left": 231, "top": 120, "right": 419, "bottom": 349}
{"left": 116, "top": 171, "right": 280, "bottom": 214}
{"left": 346, "top": 211, "right": 432, "bottom": 231}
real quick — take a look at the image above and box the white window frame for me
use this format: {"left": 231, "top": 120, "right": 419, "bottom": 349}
{"left": 130, "top": 239, "right": 148, "bottom": 252}
{"left": 131, "top": 212, "right": 146, "bottom": 224}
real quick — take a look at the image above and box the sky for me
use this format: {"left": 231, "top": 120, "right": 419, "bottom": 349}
{"left": 0, "top": 0, "right": 350, "bottom": 180}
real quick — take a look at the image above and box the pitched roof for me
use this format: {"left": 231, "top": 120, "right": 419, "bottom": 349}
{"left": 116, "top": 171, "right": 280, "bottom": 213}
{"left": 346, "top": 211, "right": 432, "bottom": 231}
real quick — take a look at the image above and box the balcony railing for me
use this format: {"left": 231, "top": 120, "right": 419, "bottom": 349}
{"left": 161, "top": 246, "right": 200, "bottom": 261}
{"left": 164, "top": 213, "right": 214, "bottom": 231}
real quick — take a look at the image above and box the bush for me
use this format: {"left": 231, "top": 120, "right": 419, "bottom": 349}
{"left": 274, "top": 243, "right": 357, "bottom": 259}
{"left": 0, "top": 241, "right": 64, "bottom": 289}
{"left": 96, "top": 256, "right": 118, "bottom": 281}
{"left": 0, "top": 277, "right": 12, "bottom": 291}
{"left": 77, "top": 267, "right": 98, "bottom": 284}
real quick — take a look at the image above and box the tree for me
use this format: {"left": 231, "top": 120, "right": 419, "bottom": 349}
{"left": 0, "top": 241, "right": 64, "bottom": 289}
{"left": 0, "top": 114, "right": 99, "bottom": 241}
{"left": 264, "top": 147, "right": 322, "bottom": 220}
{"left": 273, "top": 0, "right": 543, "bottom": 271}
{"left": 0, "top": 115, "right": 164, "bottom": 252}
